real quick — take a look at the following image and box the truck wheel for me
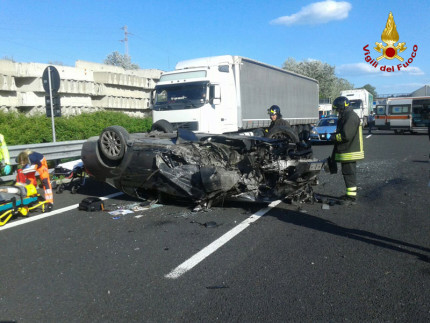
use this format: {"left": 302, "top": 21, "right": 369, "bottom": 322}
{"left": 99, "top": 126, "right": 129, "bottom": 161}
{"left": 267, "top": 126, "right": 299, "bottom": 143}
{"left": 151, "top": 120, "right": 174, "bottom": 133}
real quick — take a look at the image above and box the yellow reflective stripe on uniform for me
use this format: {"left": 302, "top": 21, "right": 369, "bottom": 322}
{"left": 335, "top": 152, "right": 365, "bottom": 161}
{"left": 346, "top": 187, "right": 357, "bottom": 196}
{"left": 0, "top": 134, "right": 10, "bottom": 164}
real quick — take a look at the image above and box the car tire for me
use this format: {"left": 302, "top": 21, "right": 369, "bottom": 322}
{"left": 99, "top": 125, "right": 129, "bottom": 161}
{"left": 151, "top": 119, "right": 174, "bottom": 133}
{"left": 267, "top": 125, "right": 299, "bottom": 143}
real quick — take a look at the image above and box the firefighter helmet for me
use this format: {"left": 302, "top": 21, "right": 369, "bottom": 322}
{"left": 268, "top": 105, "right": 281, "bottom": 116}
{"left": 332, "top": 96, "right": 350, "bottom": 112}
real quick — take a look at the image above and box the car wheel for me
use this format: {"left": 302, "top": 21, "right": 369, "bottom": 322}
{"left": 56, "top": 184, "right": 64, "bottom": 194}
{"left": 151, "top": 120, "right": 174, "bottom": 133}
{"left": 99, "top": 126, "right": 129, "bottom": 161}
{"left": 71, "top": 185, "right": 79, "bottom": 194}
{"left": 267, "top": 126, "right": 299, "bottom": 143}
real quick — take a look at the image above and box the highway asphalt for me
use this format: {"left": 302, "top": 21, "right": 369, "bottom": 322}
{"left": 0, "top": 130, "right": 429, "bottom": 322}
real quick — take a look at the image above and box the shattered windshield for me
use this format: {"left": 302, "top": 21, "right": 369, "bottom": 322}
{"left": 154, "top": 82, "right": 208, "bottom": 111}
{"left": 349, "top": 100, "right": 363, "bottom": 110}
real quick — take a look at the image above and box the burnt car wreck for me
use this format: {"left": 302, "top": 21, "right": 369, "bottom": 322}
{"left": 81, "top": 126, "right": 326, "bottom": 208}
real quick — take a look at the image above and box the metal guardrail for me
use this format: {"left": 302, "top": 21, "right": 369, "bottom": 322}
{"left": 0, "top": 140, "right": 85, "bottom": 182}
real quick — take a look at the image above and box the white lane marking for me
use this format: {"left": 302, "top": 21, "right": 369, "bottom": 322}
{"left": 0, "top": 192, "right": 124, "bottom": 231}
{"left": 366, "top": 134, "right": 372, "bottom": 138}
{"left": 165, "top": 200, "right": 282, "bottom": 279}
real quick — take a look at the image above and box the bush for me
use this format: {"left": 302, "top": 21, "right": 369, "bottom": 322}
{"left": 0, "top": 111, "right": 153, "bottom": 145}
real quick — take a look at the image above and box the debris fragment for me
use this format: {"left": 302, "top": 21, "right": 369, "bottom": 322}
{"left": 190, "top": 220, "right": 219, "bottom": 228}
{"left": 206, "top": 284, "right": 229, "bottom": 289}
{"left": 109, "top": 209, "right": 134, "bottom": 216}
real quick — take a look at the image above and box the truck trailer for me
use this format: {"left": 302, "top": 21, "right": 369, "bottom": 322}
{"left": 151, "top": 55, "right": 319, "bottom": 135}
{"left": 340, "top": 89, "right": 374, "bottom": 127}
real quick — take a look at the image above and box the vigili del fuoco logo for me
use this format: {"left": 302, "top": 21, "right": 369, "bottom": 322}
{"left": 363, "top": 12, "right": 418, "bottom": 73}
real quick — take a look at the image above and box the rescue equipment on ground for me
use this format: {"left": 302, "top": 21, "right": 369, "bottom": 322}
{"left": 51, "top": 159, "right": 86, "bottom": 194}
{"left": 0, "top": 183, "right": 51, "bottom": 226}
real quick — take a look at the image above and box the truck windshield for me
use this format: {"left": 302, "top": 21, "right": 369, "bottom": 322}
{"left": 153, "top": 82, "right": 208, "bottom": 111}
{"left": 349, "top": 100, "right": 363, "bottom": 110}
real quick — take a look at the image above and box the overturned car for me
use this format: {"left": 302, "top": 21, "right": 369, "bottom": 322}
{"left": 81, "top": 126, "right": 326, "bottom": 207}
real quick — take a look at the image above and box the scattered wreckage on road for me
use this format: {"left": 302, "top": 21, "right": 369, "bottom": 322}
{"left": 81, "top": 125, "right": 327, "bottom": 208}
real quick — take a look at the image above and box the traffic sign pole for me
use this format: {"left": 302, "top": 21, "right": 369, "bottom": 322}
{"left": 47, "top": 67, "right": 56, "bottom": 142}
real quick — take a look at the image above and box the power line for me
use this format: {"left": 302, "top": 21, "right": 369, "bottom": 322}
{"left": 120, "top": 25, "right": 133, "bottom": 57}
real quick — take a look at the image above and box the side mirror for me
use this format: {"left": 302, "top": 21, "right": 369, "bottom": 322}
{"left": 210, "top": 85, "right": 221, "bottom": 104}
{"left": 150, "top": 89, "right": 155, "bottom": 106}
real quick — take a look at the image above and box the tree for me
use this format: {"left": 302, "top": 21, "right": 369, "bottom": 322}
{"left": 104, "top": 51, "right": 140, "bottom": 70}
{"left": 360, "top": 84, "right": 378, "bottom": 98}
{"left": 282, "top": 58, "right": 354, "bottom": 101}
{"left": 331, "top": 78, "right": 355, "bottom": 101}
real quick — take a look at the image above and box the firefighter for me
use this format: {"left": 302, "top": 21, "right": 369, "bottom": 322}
{"left": 16, "top": 150, "right": 53, "bottom": 206}
{"left": 330, "top": 96, "right": 364, "bottom": 204}
{"left": 264, "top": 105, "right": 290, "bottom": 136}
{"left": 0, "top": 133, "right": 11, "bottom": 176}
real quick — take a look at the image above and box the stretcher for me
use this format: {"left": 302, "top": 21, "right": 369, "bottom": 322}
{"left": 51, "top": 159, "right": 86, "bottom": 194}
{"left": 0, "top": 183, "right": 51, "bottom": 226}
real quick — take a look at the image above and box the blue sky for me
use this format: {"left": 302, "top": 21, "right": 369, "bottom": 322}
{"left": 0, "top": 0, "right": 429, "bottom": 96}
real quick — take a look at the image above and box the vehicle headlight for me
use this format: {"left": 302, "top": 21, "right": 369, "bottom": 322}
{"left": 311, "top": 129, "right": 318, "bottom": 135}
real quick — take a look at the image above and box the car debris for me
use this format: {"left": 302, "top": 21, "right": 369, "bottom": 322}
{"left": 78, "top": 197, "right": 104, "bottom": 212}
{"left": 81, "top": 125, "right": 327, "bottom": 209}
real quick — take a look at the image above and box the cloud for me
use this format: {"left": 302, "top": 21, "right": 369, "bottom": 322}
{"left": 397, "top": 66, "right": 425, "bottom": 75}
{"left": 337, "top": 62, "right": 425, "bottom": 77}
{"left": 337, "top": 63, "right": 380, "bottom": 76}
{"left": 271, "top": 0, "right": 352, "bottom": 26}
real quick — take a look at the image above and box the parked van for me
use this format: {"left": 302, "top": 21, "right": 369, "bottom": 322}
{"left": 375, "top": 96, "right": 430, "bottom": 134}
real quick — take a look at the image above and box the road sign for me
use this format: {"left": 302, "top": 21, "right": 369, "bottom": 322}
{"left": 42, "top": 66, "right": 60, "bottom": 93}
{"left": 42, "top": 66, "right": 61, "bottom": 142}
{"left": 45, "top": 95, "right": 61, "bottom": 117}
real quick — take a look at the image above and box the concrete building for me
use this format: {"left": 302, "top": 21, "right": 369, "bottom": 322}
{"left": 0, "top": 59, "right": 162, "bottom": 117}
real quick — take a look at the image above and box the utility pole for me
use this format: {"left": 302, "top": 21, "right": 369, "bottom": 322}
{"left": 120, "top": 25, "right": 131, "bottom": 57}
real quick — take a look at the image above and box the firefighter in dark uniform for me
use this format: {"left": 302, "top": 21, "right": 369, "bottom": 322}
{"left": 264, "top": 105, "right": 290, "bottom": 136}
{"left": 331, "top": 96, "right": 364, "bottom": 203}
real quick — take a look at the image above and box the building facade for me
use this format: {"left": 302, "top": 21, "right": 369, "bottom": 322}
{"left": 0, "top": 59, "right": 162, "bottom": 117}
